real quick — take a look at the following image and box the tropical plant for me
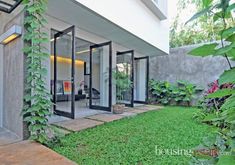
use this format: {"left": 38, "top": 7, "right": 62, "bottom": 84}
{"left": 177, "top": 80, "right": 197, "bottom": 105}
{"left": 113, "top": 65, "right": 133, "bottom": 104}
{"left": 149, "top": 79, "right": 197, "bottom": 106}
{"left": 194, "top": 81, "right": 233, "bottom": 124}
{"left": 187, "top": 0, "right": 235, "bottom": 163}
{"left": 22, "top": 0, "right": 52, "bottom": 143}
{"left": 149, "top": 80, "right": 172, "bottom": 105}
{"left": 170, "top": 0, "right": 234, "bottom": 48}
{"left": 197, "top": 80, "right": 229, "bottom": 112}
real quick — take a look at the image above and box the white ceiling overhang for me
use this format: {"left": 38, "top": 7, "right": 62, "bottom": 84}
{"left": 47, "top": 0, "right": 167, "bottom": 56}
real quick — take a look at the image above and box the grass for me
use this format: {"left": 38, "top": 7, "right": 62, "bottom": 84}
{"left": 51, "top": 106, "right": 216, "bottom": 165}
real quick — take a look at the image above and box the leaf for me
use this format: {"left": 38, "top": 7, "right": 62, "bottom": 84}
{"left": 188, "top": 43, "right": 218, "bottom": 56}
{"left": 217, "top": 155, "right": 235, "bottom": 165}
{"left": 213, "top": 11, "right": 223, "bottom": 22}
{"left": 226, "top": 34, "right": 235, "bottom": 42}
{"left": 221, "top": 27, "right": 235, "bottom": 39}
{"left": 219, "top": 68, "right": 235, "bottom": 85}
{"left": 226, "top": 3, "right": 235, "bottom": 13}
{"left": 215, "top": 42, "right": 235, "bottom": 55}
{"left": 186, "top": 6, "right": 213, "bottom": 24}
{"left": 206, "top": 89, "right": 235, "bottom": 98}
{"left": 227, "top": 48, "right": 235, "bottom": 59}
{"left": 221, "top": 95, "right": 235, "bottom": 110}
{"left": 202, "top": 0, "right": 213, "bottom": 8}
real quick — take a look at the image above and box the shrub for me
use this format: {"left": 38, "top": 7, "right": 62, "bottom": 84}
{"left": 149, "top": 79, "right": 197, "bottom": 106}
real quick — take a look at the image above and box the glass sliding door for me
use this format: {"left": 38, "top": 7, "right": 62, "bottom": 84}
{"left": 134, "top": 56, "right": 149, "bottom": 104}
{"left": 90, "top": 41, "right": 112, "bottom": 111}
{"left": 116, "top": 50, "right": 134, "bottom": 107}
{"left": 53, "top": 26, "right": 75, "bottom": 119}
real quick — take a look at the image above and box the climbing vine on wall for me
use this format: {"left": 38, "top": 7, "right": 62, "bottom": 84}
{"left": 22, "top": 0, "right": 52, "bottom": 143}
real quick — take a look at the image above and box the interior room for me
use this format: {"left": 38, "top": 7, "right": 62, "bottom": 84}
{"left": 50, "top": 29, "right": 109, "bottom": 119}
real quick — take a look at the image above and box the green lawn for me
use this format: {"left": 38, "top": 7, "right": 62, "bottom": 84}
{"left": 51, "top": 107, "right": 215, "bottom": 165}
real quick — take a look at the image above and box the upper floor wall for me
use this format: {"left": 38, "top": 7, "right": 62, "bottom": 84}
{"left": 141, "top": 0, "right": 168, "bottom": 20}
{"left": 75, "top": 0, "right": 169, "bottom": 54}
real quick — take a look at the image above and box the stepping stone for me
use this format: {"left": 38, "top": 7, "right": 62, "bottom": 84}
{"left": 135, "top": 105, "right": 162, "bottom": 111}
{"left": 53, "top": 118, "right": 104, "bottom": 132}
{"left": 129, "top": 109, "right": 149, "bottom": 114}
{"left": 0, "top": 141, "right": 76, "bottom": 165}
{"left": 86, "top": 114, "right": 124, "bottom": 122}
{"left": 118, "top": 112, "right": 137, "bottom": 117}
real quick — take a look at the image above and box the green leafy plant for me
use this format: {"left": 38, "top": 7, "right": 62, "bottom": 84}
{"left": 149, "top": 79, "right": 197, "bottom": 106}
{"left": 170, "top": 0, "right": 234, "bottom": 48}
{"left": 187, "top": 0, "right": 235, "bottom": 163}
{"left": 149, "top": 80, "right": 172, "bottom": 105}
{"left": 113, "top": 66, "right": 133, "bottom": 104}
{"left": 22, "top": 0, "right": 52, "bottom": 143}
{"left": 177, "top": 80, "right": 197, "bottom": 105}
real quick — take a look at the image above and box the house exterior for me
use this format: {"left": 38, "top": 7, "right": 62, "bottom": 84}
{"left": 0, "top": 0, "right": 169, "bottom": 143}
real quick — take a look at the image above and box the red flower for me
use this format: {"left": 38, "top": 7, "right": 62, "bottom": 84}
{"left": 207, "top": 80, "right": 219, "bottom": 94}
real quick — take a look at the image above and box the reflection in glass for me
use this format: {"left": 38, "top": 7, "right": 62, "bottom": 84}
{"left": 116, "top": 53, "right": 133, "bottom": 105}
{"left": 91, "top": 45, "right": 110, "bottom": 107}
{"left": 134, "top": 58, "right": 148, "bottom": 102}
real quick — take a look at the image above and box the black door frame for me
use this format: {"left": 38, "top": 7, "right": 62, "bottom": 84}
{"left": 89, "top": 41, "right": 112, "bottom": 111}
{"left": 134, "top": 56, "right": 150, "bottom": 104}
{"left": 53, "top": 26, "right": 75, "bottom": 119}
{"left": 116, "top": 50, "right": 134, "bottom": 107}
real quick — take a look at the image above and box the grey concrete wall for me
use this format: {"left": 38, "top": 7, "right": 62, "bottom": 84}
{"left": 150, "top": 44, "right": 235, "bottom": 89}
{"left": 2, "top": 11, "right": 24, "bottom": 138}
{"left": 0, "top": 14, "right": 4, "bottom": 127}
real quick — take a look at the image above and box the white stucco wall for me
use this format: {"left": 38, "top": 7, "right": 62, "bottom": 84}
{"left": 76, "top": 0, "right": 169, "bottom": 54}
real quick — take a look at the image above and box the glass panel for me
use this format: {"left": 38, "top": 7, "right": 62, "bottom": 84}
{"left": 116, "top": 52, "right": 133, "bottom": 105}
{"left": 52, "top": 30, "right": 73, "bottom": 115}
{"left": 74, "top": 39, "right": 92, "bottom": 111}
{"left": 51, "top": 29, "right": 95, "bottom": 116}
{"left": 134, "top": 58, "right": 147, "bottom": 102}
{"left": 91, "top": 45, "right": 110, "bottom": 107}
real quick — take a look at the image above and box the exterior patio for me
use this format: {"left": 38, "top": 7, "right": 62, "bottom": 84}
{"left": 0, "top": 0, "right": 169, "bottom": 144}
{"left": 0, "top": 105, "right": 162, "bottom": 165}
{"left": 52, "top": 105, "right": 161, "bottom": 132}
{"left": 1, "top": 0, "right": 235, "bottom": 164}
{"left": 0, "top": 141, "right": 76, "bottom": 165}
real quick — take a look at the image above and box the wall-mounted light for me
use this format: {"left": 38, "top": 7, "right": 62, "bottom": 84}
{"left": 0, "top": 25, "right": 22, "bottom": 45}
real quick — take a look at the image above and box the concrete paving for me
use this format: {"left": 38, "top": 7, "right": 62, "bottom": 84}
{"left": 86, "top": 113, "right": 124, "bottom": 122}
{"left": 54, "top": 105, "right": 162, "bottom": 131}
{"left": 126, "top": 109, "right": 149, "bottom": 114}
{"left": 0, "top": 141, "right": 76, "bottom": 165}
{"left": 135, "top": 105, "right": 163, "bottom": 111}
{"left": 0, "top": 127, "right": 21, "bottom": 146}
{"left": 117, "top": 111, "right": 137, "bottom": 117}
{"left": 53, "top": 118, "right": 104, "bottom": 132}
